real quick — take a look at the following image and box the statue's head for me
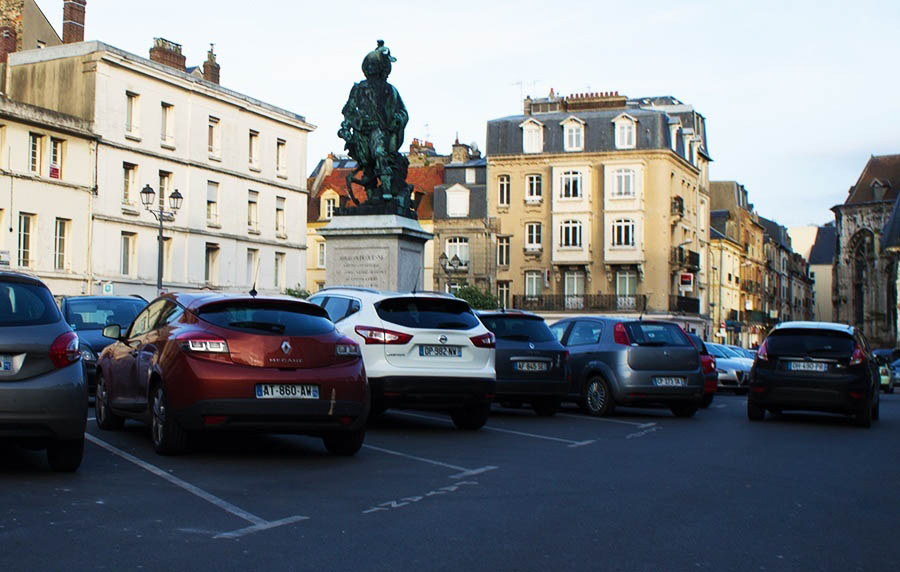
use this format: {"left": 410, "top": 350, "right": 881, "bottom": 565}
{"left": 362, "top": 39, "right": 395, "bottom": 81}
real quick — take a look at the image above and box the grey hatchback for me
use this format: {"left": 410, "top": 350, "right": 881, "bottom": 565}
{"left": 0, "top": 271, "right": 86, "bottom": 471}
{"left": 550, "top": 317, "right": 704, "bottom": 417}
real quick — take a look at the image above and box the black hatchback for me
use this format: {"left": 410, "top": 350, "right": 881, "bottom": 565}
{"left": 478, "top": 311, "right": 568, "bottom": 416}
{"left": 748, "top": 321, "right": 880, "bottom": 427}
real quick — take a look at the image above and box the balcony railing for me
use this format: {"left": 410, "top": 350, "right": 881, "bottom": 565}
{"left": 512, "top": 294, "right": 648, "bottom": 313}
{"left": 669, "top": 295, "right": 700, "bottom": 314}
{"left": 671, "top": 247, "right": 701, "bottom": 270}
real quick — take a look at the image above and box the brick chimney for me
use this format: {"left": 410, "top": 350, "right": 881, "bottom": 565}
{"left": 202, "top": 44, "right": 220, "bottom": 84}
{"left": 149, "top": 38, "right": 186, "bottom": 72}
{"left": 62, "top": 0, "right": 87, "bottom": 44}
{"left": 0, "top": 25, "right": 16, "bottom": 64}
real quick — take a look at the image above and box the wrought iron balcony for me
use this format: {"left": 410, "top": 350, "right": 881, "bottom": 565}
{"left": 669, "top": 295, "right": 700, "bottom": 314}
{"left": 512, "top": 294, "right": 647, "bottom": 313}
{"left": 671, "top": 247, "right": 701, "bottom": 270}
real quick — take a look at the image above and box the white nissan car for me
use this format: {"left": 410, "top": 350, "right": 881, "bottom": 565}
{"left": 307, "top": 288, "right": 496, "bottom": 429}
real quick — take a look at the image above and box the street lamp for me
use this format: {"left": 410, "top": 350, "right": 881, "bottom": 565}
{"left": 140, "top": 184, "right": 183, "bottom": 294}
{"left": 438, "top": 252, "right": 461, "bottom": 292}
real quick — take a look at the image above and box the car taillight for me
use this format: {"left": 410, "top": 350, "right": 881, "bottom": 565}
{"left": 470, "top": 332, "right": 495, "bottom": 348}
{"left": 176, "top": 333, "right": 231, "bottom": 362}
{"left": 50, "top": 331, "right": 80, "bottom": 368}
{"left": 335, "top": 337, "right": 361, "bottom": 358}
{"left": 354, "top": 326, "right": 412, "bottom": 345}
{"left": 756, "top": 340, "right": 769, "bottom": 361}
{"left": 849, "top": 345, "right": 865, "bottom": 366}
{"left": 613, "top": 322, "right": 630, "bottom": 345}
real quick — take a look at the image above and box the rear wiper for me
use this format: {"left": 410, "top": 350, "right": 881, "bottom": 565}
{"left": 228, "top": 321, "right": 285, "bottom": 333}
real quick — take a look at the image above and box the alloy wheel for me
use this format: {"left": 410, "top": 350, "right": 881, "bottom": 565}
{"left": 152, "top": 388, "right": 165, "bottom": 447}
{"left": 586, "top": 380, "right": 606, "bottom": 413}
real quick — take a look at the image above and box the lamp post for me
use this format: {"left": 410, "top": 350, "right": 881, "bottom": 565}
{"left": 140, "top": 184, "right": 183, "bottom": 294}
{"left": 438, "top": 252, "right": 461, "bottom": 292}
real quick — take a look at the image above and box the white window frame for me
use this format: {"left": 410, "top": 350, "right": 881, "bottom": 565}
{"left": 28, "top": 133, "right": 42, "bottom": 174}
{"left": 614, "top": 116, "right": 636, "bottom": 150}
{"left": 208, "top": 116, "right": 221, "bottom": 158}
{"left": 246, "top": 248, "right": 259, "bottom": 285}
{"left": 123, "top": 163, "right": 137, "bottom": 204}
{"left": 205, "top": 243, "right": 219, "bottom": 284}
{"left": 317, "top": 242, "right": 326, "bottom": 268}
{"left": 50, "top": 137, "right": 63, "bottom": 178}
{"left": 248, "top": 190, "right": 259, "bottom": 231}
{"left": 120, "top": 232, "right": 135, "bottom": 276}
{"left": 525, "top": 174, "right": 542, "bottom": 203}
{"left": 525, "top": 222, "right": 542, "bottom": 251}
{"left": 158, "top": 171, "right": 172, "bottom": 210}
{"left": 18, "top": 213, "right": 33, "bottom": 267}
{"left": 274, "top": 252, "right": 286, "bottom": 289}
{"left": 206, "top": 181, "right": 219, "bottom": 225}
{"left": 612, "top": 218, "right": 635, "bottom": 248}
{"left": 521, "top": 120, "right": 543, "bottom": 154}
{"left": 497, "top": 236, "right": 510, "bottom": 266}
{"left": 562, "top": 117, "right": 585, "bottom": 152}
{"left": 275, "top": 196, "right": 286, "bottom": 237}
{"left": 497, "top": 281, "right": 510, "bottom": 309}
{"left": 126, "top": 92, "right": 140, "bottom": 136}
{"left": 325, "top": 197, "right": 337, "bottom": 220}
{"left": 560, "top": 220, "right": 583, "bottom": 248}
{"left": 276, "top": 139, "right": 287, "bottom": 176}
{"left": 560, "top": 171, "right": 582, "bottom": 199}
{"left": 249, "top": 130, "right": 260, "bottom": 169}
{"left": 445, "top": 236, "right": 470, "bottom": 267}
{"left": 525, "top": 270, "right": 543, "bottom": 297}
{"left": 160, "top": 102, "right": 174, "bottom": 147}
{"left": 54, "top": 218, "right": 68, "bottom": 270}
{"left": 498, "top": 175, "right": 510, "bottom": 207}
{"left": 613, "top": 168, "right": 635, "bottom": 198}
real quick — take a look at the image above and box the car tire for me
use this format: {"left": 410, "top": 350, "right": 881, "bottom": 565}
{"left": 532, "top": 397, "right": 560, "bottom": 417}
{"left": 670, "top": 404, "right": 698, "bottom": 418}
{"left": 581, "top": 376, "right": 614, "bottom": 417}
{"left": 322, "top": 428, "right": 365, "bottom": 456}
{"left": 872, "top": 398, "right": 880, "bottom": 421}
{"left": 95, "top": 372, "right": 125, "bottom": 431}
{"left": 747, "top": 400, "right": 766, "bottom": 421}
{"left": 854, "top": 398, "right": 872, "bottom": 428}
{"left": 150, "top": 385, "right": 189, "bottom": 455}
{"left": 47, "top": 437, "right": 84, "bottom": 472}
{"left": 451, "top": 402, "right": 491, "bottom": 430}
{"left": 700, "top": 393, "right": 714, "bottom": 408}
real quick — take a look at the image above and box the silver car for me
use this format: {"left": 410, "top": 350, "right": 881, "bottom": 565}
{"left": 707, "top": 343, "right": 752, "bottom": 394}
{"left": 0, "top": 271, "right": 87, "bottom": 471}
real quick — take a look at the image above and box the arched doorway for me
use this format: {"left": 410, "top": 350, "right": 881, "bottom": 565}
{"left": 848, "top": 230, "right": 874, "bottom": 331}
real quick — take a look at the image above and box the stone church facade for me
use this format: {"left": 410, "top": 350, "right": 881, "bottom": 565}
{"left": 832, "top": 154, "right": 900, "bottom": 347}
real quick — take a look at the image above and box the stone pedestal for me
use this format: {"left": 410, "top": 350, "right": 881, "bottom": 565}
{"left": 318, "top": 215, "right": 433, "bottom": 291}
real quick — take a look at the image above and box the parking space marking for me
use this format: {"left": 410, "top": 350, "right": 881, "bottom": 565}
{"left": 392, "top": 411, "right": 595, "bottom": 448}
{"left": 557, "top": 413, "right": 656, "bottom": 428}
{"left": 363, "top": 444, "right": 498, "bottom": 479}
{"left": 85, "top": 433, "right": 308, "bottom": 539}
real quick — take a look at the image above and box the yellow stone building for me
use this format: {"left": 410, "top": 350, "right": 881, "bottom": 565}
{"left": 486, "top": 92, "right": 711, "bottom": 333}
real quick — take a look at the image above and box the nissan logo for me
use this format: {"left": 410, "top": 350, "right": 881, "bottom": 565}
{"left": 439, "top": 335, "right": 448, "bottom": 345}
{"left": 281, "top": 341, "right": 292, "bottom": 355}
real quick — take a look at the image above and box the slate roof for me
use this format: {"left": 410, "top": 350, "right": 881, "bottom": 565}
{"left": 809, "top": 224, "right": 837, "bottom": 264}
{"left": 844, "top": 154, "right": 900, "bottom": 205}
{"left": 710, "top": 210, "right": 730, "bottom": 236}
{"left": 881, "top": 195, "right": 900, "bottom": 253}
{"left": 758, "top": 216, "right": 792, "bottom": 250}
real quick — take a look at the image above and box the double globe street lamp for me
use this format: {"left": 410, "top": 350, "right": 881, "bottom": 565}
{"left": 438, "top": 252, "right": 462, "bottom": 292}
{"left": 139, "top": 184, "right": 183, "bottom": 294}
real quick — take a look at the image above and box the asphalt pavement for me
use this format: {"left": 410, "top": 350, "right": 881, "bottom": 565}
{"left": 2, "top": 393, "right": 898, "bottom": 571}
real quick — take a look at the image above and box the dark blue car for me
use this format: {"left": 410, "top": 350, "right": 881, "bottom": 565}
{"left": 59, "top": 296, "right": 147, "bottom": 396}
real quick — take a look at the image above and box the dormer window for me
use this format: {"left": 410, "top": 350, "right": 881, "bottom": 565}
{"left": 445, "top": 184, "right": 470, "bottom": 217}
{"left": 520, "top": 118, "right": 544, "bottom": 154}
{"left": 320, "top": 190, "right": 339, "bottom": 220}
{"left": 561, "top": 116, "right": 585, "bottom": 152}
{"left": 613, "top": 113, "right": 637, "bottom": 150}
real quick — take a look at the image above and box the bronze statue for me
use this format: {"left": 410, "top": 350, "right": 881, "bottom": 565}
{"left": 338, "top": 40, "right": 419, "bottom": 218}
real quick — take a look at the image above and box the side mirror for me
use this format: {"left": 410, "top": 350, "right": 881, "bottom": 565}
{"left": 102, "top": 324, "right": 122, "bottom": 340}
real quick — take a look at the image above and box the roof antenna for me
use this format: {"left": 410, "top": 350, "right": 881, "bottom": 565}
{"left": 249, "top": 255, "right": 260, "bottom": 297}
{"left": 412, "top": 267, "right": 420, "bottom": 294}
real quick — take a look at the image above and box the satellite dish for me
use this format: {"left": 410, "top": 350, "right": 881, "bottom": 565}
{"left": 469, "top": 141, "right": 479, "bottom": 152}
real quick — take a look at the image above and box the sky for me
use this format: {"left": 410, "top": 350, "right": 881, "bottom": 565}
{"left": 33, "top": 0, "right": 900, "bottom": 228}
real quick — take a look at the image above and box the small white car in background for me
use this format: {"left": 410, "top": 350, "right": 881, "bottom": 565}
{"left": 308, "top": 288, "right": 496, "bottom": 429}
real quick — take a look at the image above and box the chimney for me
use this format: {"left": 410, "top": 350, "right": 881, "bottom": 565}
{"left": 0, "top": 25, "right": 16, "bottom": 64}
{"left": 149, "top": 38, "right": 186, "bottom": 72}
{"left": 202, "top": 44, "right": 220, "bottom": 84}
{"left": 62, "top": 0, "right": 87, "bottom": 44}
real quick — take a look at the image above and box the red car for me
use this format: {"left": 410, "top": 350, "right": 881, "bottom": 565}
{"left": 95, "top": 293, "right": 369, "bottom": 455}
{"left": 687, "top": 333, "right": 717, "bottom": 408}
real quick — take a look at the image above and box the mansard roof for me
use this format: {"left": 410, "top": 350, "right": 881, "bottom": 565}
{"left": 844, "top": 154, "right": 900, "bottom": 205}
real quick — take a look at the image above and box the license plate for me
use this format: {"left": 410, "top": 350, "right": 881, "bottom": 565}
{"left": 419, "top": 345, "right": 462, "bottom": 358}
{"left": 0, "top": 356, "right": 11, "bottom": 371}
{"left": 255, "top": 384, "right": 319, "bottom": 399}
{"left": 653, "top": 377, "right": 686, "bottom": 387}
{"left": 514, "top": 361, "right": 549, "bottom": 372}
{"left": 789, "top": 361, "right": 827, "bottom": 372}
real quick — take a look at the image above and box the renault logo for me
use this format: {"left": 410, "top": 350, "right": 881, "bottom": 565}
{"left": 281, "top": 341, "right": 292, "bottom": 355}
{"left": 439, "top": 335, "right": 448, "bottom": 344}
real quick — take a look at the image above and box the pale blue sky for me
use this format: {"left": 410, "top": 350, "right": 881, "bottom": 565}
{"left": 34, "top": 0, "right": 900, "bottom": 227}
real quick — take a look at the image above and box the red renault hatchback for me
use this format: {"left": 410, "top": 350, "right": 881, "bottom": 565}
{"left": 95, "top": 293, "right": 369, "bottom": 455}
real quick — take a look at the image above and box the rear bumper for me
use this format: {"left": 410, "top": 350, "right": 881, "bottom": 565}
{"left": 495, "top": 377, "right": 567, "bottom": 399}
{"left": 748, "top": 370, "right": 870, "bottom": 414}
{"left": 173, "top": 397, "right": 369, "bottom": 434}
{"left": 371, "top": 376, "right": 495, "bottom": 410}
{"left": 612, "top": 370, "right": 705, "bottom": 405}
{"left": 0, "top": 362, "right": 87, "bottom": 442}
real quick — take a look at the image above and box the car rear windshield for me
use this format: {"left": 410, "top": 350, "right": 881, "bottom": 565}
{"left": 624, "top": 322, "right": 691, "bottom": 347}
{"left": 66, "top": 298, "right": 146, "bottom": 330}
{"left": 376, "top": 297, "right": 480, "bottom": 330}
{"left": 0, "top": 280, "right": 61, "bottom": 327}
{"left": 479, "top": 315, "right": 555, "bottom": 342}
{"left": 765, "top": 329, "right": 855, "bottom": 357}
{"left": 197, "top": 300, "right": 334, "bottom": 336}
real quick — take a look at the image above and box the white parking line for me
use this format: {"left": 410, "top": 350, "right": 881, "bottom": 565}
{"left": 84, "top": 433, "right": 308, "bottom": 539}
{"left": 392, "top": 411, "right": 595, "bottom": 448}
{"left": 557, "top": 413, "right": 656, "bottom": 428}
{"left": 362, "top": 444, "right": 498, "bottom": 479}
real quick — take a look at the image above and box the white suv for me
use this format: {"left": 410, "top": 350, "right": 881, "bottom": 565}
{"left": 307, "top": 288, "right": 496, "bottom": 429}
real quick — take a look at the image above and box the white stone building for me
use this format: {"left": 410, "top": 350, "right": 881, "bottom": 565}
{"left": 5, "top": 40, "right": 314, "bottom": 299}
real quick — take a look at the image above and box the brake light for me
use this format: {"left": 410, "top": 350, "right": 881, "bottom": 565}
{"left": 613, "top": 322, "right": 630, "bottom": 345}
{"left": 50, "top": 331, "right": 80, "bottom": 368}
{"left": 849, "top": 346, "right": 865, "bottom": 366}
{"left": 335, "top": 336, "right": 361, "bottom": 358}
{"left": 176, "top": 332, "right": 231, "bottom": 362}
{"left": 756, "top": 340, "right": 769, "bottom": 361}
{"left": 470, "top": 332, "right": 495, "bottom": 348}
{"left": 354, "top": 326, "right": 412, "bottom": 345}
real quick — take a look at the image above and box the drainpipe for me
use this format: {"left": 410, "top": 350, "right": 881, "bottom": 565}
{"left": 87, "top": 138, "right": 98, "bottom": 294}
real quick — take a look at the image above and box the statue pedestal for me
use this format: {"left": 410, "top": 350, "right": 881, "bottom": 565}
{"left": 318, "top": 215, "right": 433, "bottom": 291}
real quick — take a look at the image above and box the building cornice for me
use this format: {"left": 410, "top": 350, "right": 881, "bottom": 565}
{"left": 487, "top": 148, "right": 701, "bottom": 175}
{"left": 0, "top": 169, "right": 93, "bottom": 193}
{"left": 98, "top": 138, "right": 308, "bottom": 194}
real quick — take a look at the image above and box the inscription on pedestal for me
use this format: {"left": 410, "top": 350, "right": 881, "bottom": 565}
{"left": 331, "top": 247, "right": 391, "bottom": 289}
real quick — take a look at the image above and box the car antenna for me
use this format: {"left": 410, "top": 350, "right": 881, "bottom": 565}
{"left": 412, "top": 269, "right": 419, "bottom": 294}
{"left": 249, "top": 256, "right": 260, "bottom": 297}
